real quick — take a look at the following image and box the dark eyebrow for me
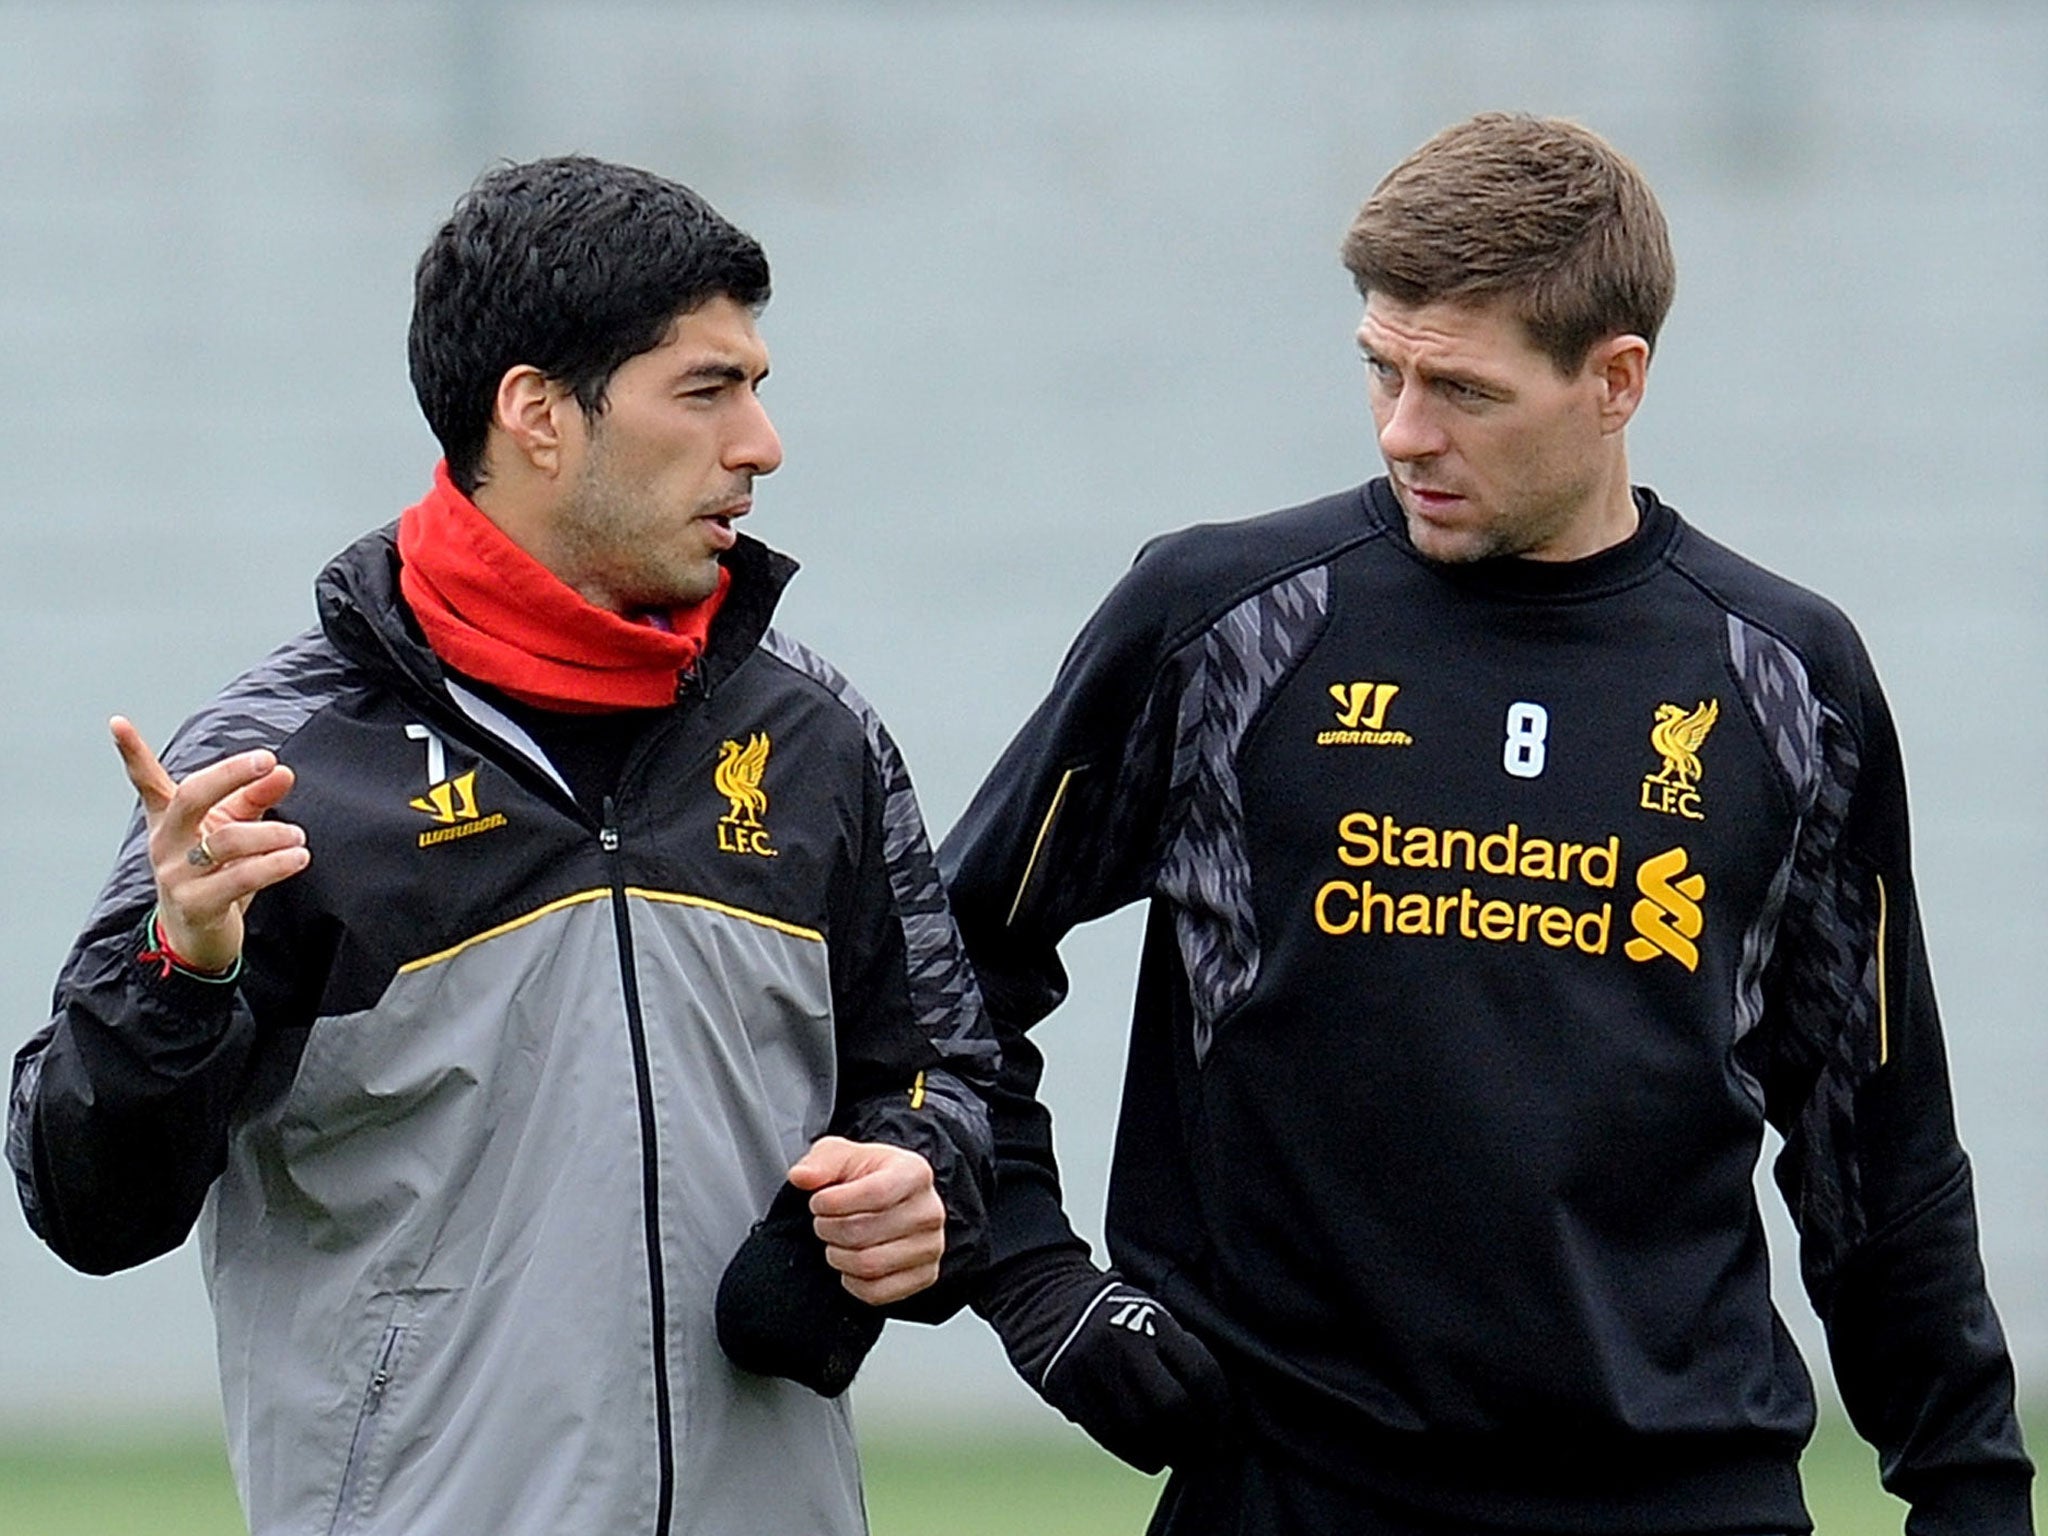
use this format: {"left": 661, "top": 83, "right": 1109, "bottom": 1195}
{"left": 676, "top": 361, "right": 754, "bottom": 387}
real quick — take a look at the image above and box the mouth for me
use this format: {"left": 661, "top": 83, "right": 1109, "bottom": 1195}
{"left": 699, "top": 497, "right": 750, "bottom": 550}
{"left": 1392, "top": 483, "right": 1474, "bottom": 528}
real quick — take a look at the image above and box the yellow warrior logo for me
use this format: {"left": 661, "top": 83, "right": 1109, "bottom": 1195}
{"left": 715, "top": 733, "right": 778, "bottom": 857}
{"left": 1641, "top": 699, "right": 1718, "bottom": 820}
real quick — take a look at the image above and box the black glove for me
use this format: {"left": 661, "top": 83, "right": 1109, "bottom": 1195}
{"left": 716, "top": 1181, "right": 885, "bottom": 1398}
{"left": 975, "top": 1249, "right": 1233, "bottom": 1473}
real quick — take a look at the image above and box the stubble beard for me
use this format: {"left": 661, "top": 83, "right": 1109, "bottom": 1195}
{"left": 559, "top": 464, "right": 728, "bottom": 613}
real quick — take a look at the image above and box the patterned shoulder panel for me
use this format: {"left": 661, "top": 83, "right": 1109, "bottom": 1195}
{"left": 1726, "top": 614, "right": 1824, "bottom": 814}
{"left": 1155, "top": 564, "right": 1332, "bottom": 1063}
{"left": 79, "top": 625, "right": 358, "bottom": 943}
{"left": 756, "top": 628, "right": 994, "bottom": 1073}
{"left": 1726, "top": 614, "right": 1826, "bottom": 1051}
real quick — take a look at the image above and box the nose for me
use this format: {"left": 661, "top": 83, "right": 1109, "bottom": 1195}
{"left": 1374, "top": 380, "right": 1446, "bottom": 464}
{"left": 729, "top": 391, "right": 784, "bottom": 476}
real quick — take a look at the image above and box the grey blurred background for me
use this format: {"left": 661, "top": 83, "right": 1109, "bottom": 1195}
{"left": 1, "top": 0, "right": 2041, "bottom": 1445}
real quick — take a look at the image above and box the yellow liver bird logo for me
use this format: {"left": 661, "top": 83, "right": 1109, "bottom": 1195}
{"left": 715, "top": 734, "right": 771, "bottom": 826}
{"left": 1647, "top": 700, "right": 1719, "bottom": 787}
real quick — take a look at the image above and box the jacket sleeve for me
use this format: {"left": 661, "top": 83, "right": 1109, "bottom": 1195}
{"left": 937, "top": 547, "right": 1191, "bottom": 1270}
{"left": 821, "top": 692, "right": 1000, "bottom": 1318}
{"left": 1743, "top": 646, "right": 2033, "bottom": 1534}
{"left": 9, "top": 677, "right": 333, "bottom": 1277}
{"left": 11, "top": 810, "right": 264, "bottom": 1275}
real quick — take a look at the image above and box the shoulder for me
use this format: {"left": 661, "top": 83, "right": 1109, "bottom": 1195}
{"left": 752, "top": 628, "right": 901, "bottom": 762}
{"left": 160, "top": 626, "right": 362, "bottom": 778}
{"left": 1664, "top": 511, "right": 1882, "bottom": 717}
{"left": 1096, "top": 483, "right": 1383, "bottom": 659}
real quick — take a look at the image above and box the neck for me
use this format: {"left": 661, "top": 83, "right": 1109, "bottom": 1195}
{"left": 1527, "top": 447, "right": 1638, "bottom": 563}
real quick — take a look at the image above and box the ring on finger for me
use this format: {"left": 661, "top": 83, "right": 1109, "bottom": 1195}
{"left": 186, "top": 831, "right": 218, "bottom": 868}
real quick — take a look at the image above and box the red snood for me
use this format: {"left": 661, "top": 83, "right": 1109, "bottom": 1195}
{"left": 396, "top": 463, "right": 729, "bottom": 712}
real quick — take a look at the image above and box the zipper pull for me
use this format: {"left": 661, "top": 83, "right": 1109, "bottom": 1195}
{"left": 601, "top": 795, "right": 621, "bottom": 853}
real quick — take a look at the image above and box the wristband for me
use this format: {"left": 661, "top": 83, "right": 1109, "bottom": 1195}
{"left": 138, "top": 907, "right": 243, "bottom": 984}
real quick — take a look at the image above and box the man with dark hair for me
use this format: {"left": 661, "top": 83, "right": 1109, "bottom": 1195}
{"left": 945, "top": 113, "right": 2032, "bottom": 1534}
{"left": 10, "top": 155, "right": 995, "bottom": 1536}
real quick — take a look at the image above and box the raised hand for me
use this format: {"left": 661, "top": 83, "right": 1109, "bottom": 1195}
{"left": 110, "top": 715, "right": 309, "bottom": 975}
{"left": 787, "top": 1136, "right": 946, "bottom": 1305}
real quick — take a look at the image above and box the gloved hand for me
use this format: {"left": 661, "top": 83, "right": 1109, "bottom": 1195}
{"left": 975, "top": 1248, "right": 1233, "bottom": 1473}
{"left": 716, "top": 1181, "right": 885, "bottom": 1398}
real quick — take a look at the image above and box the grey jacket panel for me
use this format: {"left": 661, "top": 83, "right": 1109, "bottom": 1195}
{"left": 202, "top": 891, "right": 861, "bottom": 1536}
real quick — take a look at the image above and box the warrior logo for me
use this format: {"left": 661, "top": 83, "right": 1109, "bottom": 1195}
{"left": 1625, "top": 846, "right": 1705, "bottom": 971}
{"left": 1318, "top": 681, "right": 1413, "bottom": 747}
{"left": 715, "top": 733, "right": 778, "bottom": 858}
{"left": 406, "top": 723, "right": 506, "bottom": 847}
{"left": 1641, "top": 699, "right": 1718, "bottom": 820}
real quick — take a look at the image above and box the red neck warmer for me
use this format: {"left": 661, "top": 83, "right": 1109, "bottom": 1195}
{"left": 397, "top": 463, "right": 730, "bottom": 713}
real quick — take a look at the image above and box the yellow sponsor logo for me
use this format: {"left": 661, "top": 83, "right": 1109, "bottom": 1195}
{"left": 715, "top": 733, "right": 779, "bottom": 858}
{"left": 1311, "top": 812, "right": 1708, "bottom": 972}
{"left": 1315, "top": 812, "right": 1617, "bottom": 956}
{"left": 1314, "top": 878, "right": 1613, "bottom": 955}
{"left": 1318, "top": 681, "right": 1413, "bottom": 748}
{"left": 1640, "top": 700, "right": 1718, "bottom": 821}
{"left": 1335, "top": 812, "right": 1618, "bottom": 889}
{"left": 1625, "top": 846, "right": 1706, "bottom": 971}
{"left": 410, "top": 769, "right": 508, "bottom": 849}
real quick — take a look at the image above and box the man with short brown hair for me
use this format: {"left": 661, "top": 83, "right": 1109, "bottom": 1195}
{"left": 947, "top": 113, "right": 2032, "bottom": 1535}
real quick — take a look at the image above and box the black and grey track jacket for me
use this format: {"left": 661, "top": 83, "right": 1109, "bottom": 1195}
{"left": 941, "top": 479, "right": 2031, "bottom": 1534}
{"left": 10, "top": 525, "right": 996, "bottom": 1536}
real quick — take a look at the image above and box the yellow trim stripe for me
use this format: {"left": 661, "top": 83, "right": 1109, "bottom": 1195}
{"left": 625, "top": 887, "right": 823, "bottom": 945}
{"left": 399, "top": 885, "right": 823, "bottom": 975}
{"left": 1007, "top": 768, "right": 1077, "bottom": 928}
{"left": 399, "top": 889, "right": 613, "bottom": 974}
{"left": 1875, "top": 874, "right": 1890, "bottom": 1067}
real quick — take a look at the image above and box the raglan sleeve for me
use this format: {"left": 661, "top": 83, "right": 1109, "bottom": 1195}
{"left": 7, "top": 710, "right": 315, "bottom": 1276}
{"left": 823, "top": 700, "right": 1001, "bottom": 1310}
{"left": 1747, "top": 637, "right": 2034, "bottom": 1535}
{"left": 935, "top": 546, "right": 1187, "bottom": 1270}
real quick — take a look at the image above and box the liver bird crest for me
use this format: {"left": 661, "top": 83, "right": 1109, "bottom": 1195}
{"left": 715, "top": 734, "right": 771, "bottom": 825}
{"left": 1648, "top": 700, "right": 1718, "bottom": 787}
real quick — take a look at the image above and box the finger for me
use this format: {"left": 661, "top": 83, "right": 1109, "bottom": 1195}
{"left": 811, "top": 1189, "right": 944, "bottom": 1250}
{"left": 180, "top": 846, "right": 313, "bottom": 909}
{"left": 827, "top": 1238, "right": 945, "bottom": 1305}
{"left": 823, "top": 1225, "right": 945, "bottom": 1283}
{"left": 110, "top": 716, "right": 179, "bottom": 815}
{"left": 785, "top": 1135, "right": 864, "bottom": 1191}
{"left": 157, "top": 750, "right": 283, "bottom": 848}
{"left": 189, "top": 819, "right": 308, "bottom": 866}
{"left": 209, "top": 763, "right": 298, "bottom": 825}
{"left": 803, "top": 1150, "right": 934, "bottom": 1218}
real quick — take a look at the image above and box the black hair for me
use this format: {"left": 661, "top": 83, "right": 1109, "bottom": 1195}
{"left": 408, "top": 155, "right": 772, "bottom": 492}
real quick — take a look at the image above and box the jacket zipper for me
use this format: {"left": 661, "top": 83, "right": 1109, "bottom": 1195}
{"left": 603, "top": 796, "right": 675, "bottom": 1535}
{"left": 328, "top": 1316, "right": 407, "bottom": 1535}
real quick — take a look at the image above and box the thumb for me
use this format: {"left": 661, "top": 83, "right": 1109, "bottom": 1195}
{"left": 786, "top": 1135, "right": 864, "bottom": 1191}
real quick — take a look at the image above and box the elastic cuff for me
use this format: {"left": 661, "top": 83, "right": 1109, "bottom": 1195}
{"left": 137, "top": 907, "right": 243, "bottom": 984}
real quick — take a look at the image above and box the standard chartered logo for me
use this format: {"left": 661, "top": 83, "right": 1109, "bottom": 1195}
{"left": 1311, "top": 811, "right": 1706, "bottom": 970}
{"left": 1623, "top": 846, "right": 1705, "bottom": 971}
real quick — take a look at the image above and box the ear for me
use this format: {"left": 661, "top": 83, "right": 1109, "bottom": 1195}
{"left": 491, "top": 365, "right": 580, "bottom": 477}
{"left": 1587, "top": 334, "right": 1650, "bottom": 434}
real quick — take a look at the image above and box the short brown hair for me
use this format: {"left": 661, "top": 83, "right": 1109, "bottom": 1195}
{"left": 1340, "top": 113, "right": 1675, "bottom": 372}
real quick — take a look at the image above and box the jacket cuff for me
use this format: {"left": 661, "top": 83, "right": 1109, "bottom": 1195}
{"left": 1903, "top": 1465, "right": 2037, "bottom": 1536}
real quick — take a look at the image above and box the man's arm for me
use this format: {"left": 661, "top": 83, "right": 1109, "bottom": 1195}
{"left": 1745, "top": 660, "right": 2033, "bottom": 1535}
{"left": 715, "top": 654, "right": 998, "bottom": 1395}
{"left": 9, "top": 720, "right": 308, "bottom": 1273}
{"left": 937, "top": 551, "right": 1234, "bottom": 1473}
